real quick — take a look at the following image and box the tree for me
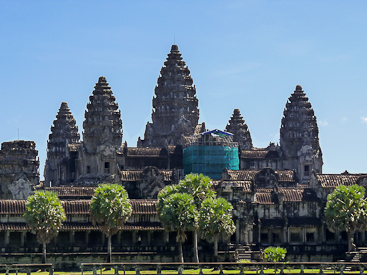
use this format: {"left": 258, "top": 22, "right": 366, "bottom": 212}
{"left": 178, "top": 173, "right": 215, "bottom": 262}
{"left": 157, "top": 191, "right": 198, "bottom": 263}
{"left": 324, "top": 184, "right": 367, "bottom": 252}
{"left": 199, "top": 197, "right": 236, "bottom": 257}
{"left": 264, "top": 246, "right": 287, "bottom": 262}
{"left": 90, "top": 184, "right": 132, "bottom": 263}
{"left": 23, "top": 190, "right": 66, "bottom": 263}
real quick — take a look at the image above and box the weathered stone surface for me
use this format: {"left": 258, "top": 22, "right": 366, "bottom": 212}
{"left": 225, "top": 109, "right": 253, "bottom": 150}
{"left": 139, "top": 45, "right": 199, "bottom": 147}
{"left": 0, "top": 140, "right": 39, "bottom": 199}
{"left": 44, "top": 102, "right": 80, "bottom": 187}
{"left": 76, "top": 76, "right": 123, "bottom": 185}
{"left": 83, "top": 76, "right": 122, "bottom": 153}
{"left": 280, "top": 85, "right": 323, "bottom": 179}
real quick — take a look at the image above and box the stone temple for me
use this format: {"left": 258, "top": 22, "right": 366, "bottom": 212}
{"left": 0, "top": 44, "right": 364, "bottom": 267}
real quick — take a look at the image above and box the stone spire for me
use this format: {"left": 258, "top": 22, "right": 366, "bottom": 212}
{"left": 225, "top": 109, "right": 253, "bottom": 150}
{"left": 280, "top": 85, "right": 323, "bottom": 177}
{"left": 83, "top": 76, "right": 122, "bottom": 153}
{"left": 44, "top": 102, "right": 80, "bottom": 186}
{"left": 139, "top": 45, "right": 199, "bottom": 147}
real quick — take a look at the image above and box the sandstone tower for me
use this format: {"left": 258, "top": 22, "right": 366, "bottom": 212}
{"left": 139, "top": 45, "right": 199, "bottom": 147}
{"left": 78, "top": 76, "right": 122, "bottom": 183}
{"left": 0, "top": 140, "right": 39, "bottom": 199}
{"left": 44, "top": 102, "right": 80, "bottom": 187}
{"left": 225, "top": 109, "right": 253, "bottom": 150}
{"left": 280, "top": 85, "right": 323, "bottom": 181}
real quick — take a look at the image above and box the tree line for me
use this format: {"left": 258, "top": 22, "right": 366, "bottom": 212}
{"left": 23, "top": 173, "right": 235, "bottom": 264}
{"left": 24, "top": 173, "right": 367, "bottom": 264}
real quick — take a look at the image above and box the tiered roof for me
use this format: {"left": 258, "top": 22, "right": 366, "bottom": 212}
{"left": 141, "top": 45, "right": 199, "bottom": 147}
{"left": 83, "top": 76, "right": 122, "bottom": 153}
{"left": 225, "top": 109, "right": 253, "bottom": 150}
{"left": 280, "top": 85, "right": 320, "bottom": 157}
{"left": 46, "top": 102, "right": 80, "bottom": 159}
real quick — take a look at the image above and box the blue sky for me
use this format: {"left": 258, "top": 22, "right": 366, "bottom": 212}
{"left": 1, "top": 1, "right": 367, "bottom": 178}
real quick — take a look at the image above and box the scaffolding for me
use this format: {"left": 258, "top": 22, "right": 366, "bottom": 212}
{"left": 183, "top": 129, "right": 239, "bottom": 180}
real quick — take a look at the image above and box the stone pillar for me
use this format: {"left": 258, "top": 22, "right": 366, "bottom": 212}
{"left": 70, "top": 230, "right": 75, "bottom": 245}
{"left": 101, "top": 232, "right": 105, "bottom": 245}
{"left": 283, "top": 227, "right": 287, "bottom": 244}
{"left": 244, "top": 224, "right": 249, "bottom": 244}
{"left": 258, "top": 224, "right": 261, "bottom": 243}
{"left": 21, "top": 232, "right": 25, "bottom": 247}
{"left": 85, "top": 231, "right": 90, "bottom": 246}
{"left": 249, "top": 225, "right": 253, "bottom": 244}
{"left": 236, "top": 220, "right": 240, "bottom": 243}
{"left": 132, "top": 231, "right": 137, "bottom": 245}
{"left": 362, "top": 231, "right": 366, "bottom": 245}
{"left": 268, "top": 230, "right": 272, "bottom": 245}
{"left": 303, "top": 228, "right": 306, "bottom": 244}
{"left": 147, "top": 231, "right": 151, "bottom": 246}
{"left": 163, "top": 231, "right": 168, "bottom": 244}
{"left": 117, "top": 231, "right": 122, "bottom": 245}
{"left": 5, "top": 231, "right": 9, "bottom": 246}
{"left": 321, "top": 224, "right": 325, "bottom": 243}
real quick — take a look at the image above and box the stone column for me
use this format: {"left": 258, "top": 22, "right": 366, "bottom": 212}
{"left": 303, "top": 228, "right": 306, "bottom": 244}
{"left": 5, "top": 231, "right": 9, "bottom": 246}
{"left": 321, "top": 224, "right": 325, "bottom": 243}
{"left": 117, "top": 231, "right": 122, "bottom": 246}
{"left": 244, "top": 224, "right": 249, "bottom": 244}
{"left": 249, "top": 225, "right": 253, "bottom": 244}
{"left": 147, "top": 231, "right": 151, "bottom": 246}
{"left": 21, "top": 232, "right": 25, "bottom": 247}
{"left": 163, "top": 231, "right": 168, "bottom": 244}
{"left": 236, "top": 220, "right": 240, "bottom": 244}
{"left": 85, "top": 231, "right": 90, "bottom": 246}
{"left": 132, "top": 231, "right": 137, "bottom": 245}
{"left": 362, "top": 231, "right": 366, "bottom": 245}
{"left": 70, "top": 230, "right": 75, "bottom": 245}
{"left": 268, "top": 230, "right": 272, "bottom": 245}
{"left": 258, "top": 224, "right": 261, "bottom": 243}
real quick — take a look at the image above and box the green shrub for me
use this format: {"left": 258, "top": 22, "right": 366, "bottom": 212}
{"left": 264, "top": 246, "right": 287, "bottom": 262}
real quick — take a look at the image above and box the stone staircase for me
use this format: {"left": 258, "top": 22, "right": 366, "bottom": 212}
{"left": 235, "top": 245, "right": 252, "bottom": 262}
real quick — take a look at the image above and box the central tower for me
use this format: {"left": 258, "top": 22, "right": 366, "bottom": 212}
{"left": 138, "top": 45, "right": 199, "bottom": 147}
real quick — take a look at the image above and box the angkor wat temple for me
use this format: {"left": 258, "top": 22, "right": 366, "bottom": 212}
{"left": 0, "top": 45, "right": 363, "bottom": 267}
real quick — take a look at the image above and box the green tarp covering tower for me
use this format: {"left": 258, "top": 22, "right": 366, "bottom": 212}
{"left": 183, "top": 129, "right": 239, "bottom": 180}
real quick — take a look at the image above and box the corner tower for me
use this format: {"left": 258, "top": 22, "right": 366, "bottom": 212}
{"left": 225, "top": 109, "right": 253, "bottom": 150}
{"left": 280, "top": 85, "right": 323, "bottom": 181}
{"left": 139, "top": 45, "right": 199, "bottom": 147}
{"left": 44, "top": 102, "right": 80, "bottom": 186}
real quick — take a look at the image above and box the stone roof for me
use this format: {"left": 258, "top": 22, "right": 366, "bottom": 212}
{"left": 0, "top": 222, "right": 163, "bottom": 231}
{"left": 0, "top": 200, "right": 25, "bottom": 214}
{"left": 254, "top": 188, "right": 312, "bottom": 204}
{"left": 126, "top": 147, "right": 167, "bottom": 156}
{"left": 0, "top": 199, "right": 157, "bottom": 215}
{"left": 121, "top": 170, "right": 142, "bottom": 181}
{"left": 226, "top": 170, "right": 295, "bottom": 182}
{"left": 120, "top": 170, "right": 173, "bottom": 182}
{"left": 46, "top": 187, "right": 95, "bottom": 198}
{"left": 241, "top": 150, "right": 268, "bottom": 159}
{"left": 255, "top": 193, "right": 273, "bottom": 204}
{"left": 316, "top": 174, "right": 367, "bottom": 188}
{"left": 282, "top": 189, "right": 303, "bottom": 202}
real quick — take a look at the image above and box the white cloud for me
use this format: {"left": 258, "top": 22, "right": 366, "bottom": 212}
{"left": 318, "top": 120, "right": 328, "bottom": 126}
{"left": 361, "top": 117, "right": 367, "bottom": 124}
{"left": 341, "top": 117, "right": 348, "bottom": 124}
